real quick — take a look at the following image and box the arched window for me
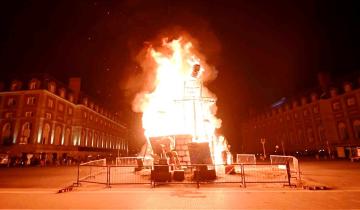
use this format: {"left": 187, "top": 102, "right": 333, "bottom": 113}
{"left": 20, "top": 122, "right": 31, "bottom": 144}
{"left": 338, "top": 122, "right": 349, "bottom": 141}
{"left": 353, "top": 120, "right": 360, "bottom": 139}
{"left": 80, "top": 129, "right": 86, "bottom": 146}
{"left": 94, "top": 132, "right": 98, "bottom": 148}
{"left": 87, "top": 131, "right": 92, "bottom": 147}
{"left": 1, "top": 123, "right": 12, "bottom": 145}
{"left": 54, "top": 126, "right": 62, "bottom": 145}
{"left": 42, "top": 123, "right": 51, "bottom": 144}
{"left": 64, "top": 128, "right": 71, "bottom": 146}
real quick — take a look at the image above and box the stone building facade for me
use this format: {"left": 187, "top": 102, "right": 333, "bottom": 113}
{"left": 241, "top": 81, "right": 360, "bottom": 158}
{"left": 0, "top": 76, "right": 127, "bottom": 165}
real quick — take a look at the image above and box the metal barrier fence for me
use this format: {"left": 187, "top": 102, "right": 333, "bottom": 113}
{"left": 236, "top": 154, "right": 257, "bottom": 164}
{"left": 270, "top": 155, "right": 301, "bottom": 181}
{"left": 76, "top": 162, "right": 292, "bottom": 188}
{"left": 77, "top": 159, "right": 107, "bottom": 184}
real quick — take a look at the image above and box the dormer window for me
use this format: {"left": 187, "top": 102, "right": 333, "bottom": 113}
{"left": 68, "top": 94, "right": 74, "bottom": 103}
{"left": 59, "top": 88, "right": 66, "bottom": 98}
{"left": 82, "top": 98, "right": 88, "bottom": 106}
{"left": 29, "top": 79, "right": 39, "bottom": 90}
{"left": 10, "top": 81, "right": 21, "bottom": 91}
{"left": 48, "top": 82, "right": 56, "bottom": 93}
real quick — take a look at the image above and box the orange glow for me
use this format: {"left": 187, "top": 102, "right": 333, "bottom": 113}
{"left": 133, "top": 37, "right": 228, "bottom": 164}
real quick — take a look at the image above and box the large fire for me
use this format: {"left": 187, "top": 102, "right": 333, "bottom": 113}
{"left": 133, "top": 37, "right": 229, "bottom": 164}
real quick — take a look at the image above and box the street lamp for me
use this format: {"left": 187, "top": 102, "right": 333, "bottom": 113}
{"left": 260, "top": 138, "right": 266, "bottom": 159}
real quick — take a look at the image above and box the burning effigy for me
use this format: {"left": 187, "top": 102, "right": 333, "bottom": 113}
{"left": 133, "top": 36, "right": 231, "bottom": 172}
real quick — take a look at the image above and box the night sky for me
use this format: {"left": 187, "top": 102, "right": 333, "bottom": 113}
{"left": 1, "top": 0, "right": 359, "bottom": 152}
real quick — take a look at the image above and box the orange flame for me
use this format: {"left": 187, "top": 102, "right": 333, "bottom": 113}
{"left": 133, "top": 37, "right": 229, "bottom": 164}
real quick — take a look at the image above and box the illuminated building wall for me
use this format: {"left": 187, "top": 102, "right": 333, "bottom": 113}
{"left": 0, "top": 76, "right": 128, "bottom": 160}
{"left": 241, "top": 81, "right": 360, "bottom": 155}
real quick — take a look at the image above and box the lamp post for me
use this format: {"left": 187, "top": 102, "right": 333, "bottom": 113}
{"left": 260, "top": 138, "right": 266, "bottom": 159}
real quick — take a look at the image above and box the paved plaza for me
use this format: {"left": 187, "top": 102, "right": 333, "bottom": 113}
{"left": 0, "top": 160, "right": 359, "bottom": 209}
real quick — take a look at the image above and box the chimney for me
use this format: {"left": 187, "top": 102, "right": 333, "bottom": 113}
{"left": 68, "top": 77, "right": 81, "bottom": 103}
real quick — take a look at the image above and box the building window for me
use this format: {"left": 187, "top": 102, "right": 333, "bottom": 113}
{"left": 332, "top": 102, "right": 341, "bottom": 111}
{"left": 7, "top": 98, "right": 16, "bottom": 106}
{"left": 59, "top": 89, "right": 66, "bottom": 98}
{"left": 5, "top": 112, "right": 13, "bottom": 119}
{"left": 54, "top": 126, "right": 62, "bottom": 145}
{"left": 90, "top": 115, "right": 93, "bottom": 121}
{"left": 82, "top": 98, "right": 88, "bottom": 106}
{"left": 64, "top": 128, "right": 71, "bottom": 146}
{"left": 68, "top": 108, "right": 73, "bottom": 115}
{"left": 87, "top": 131, "right": 93, "bottom": 147}
{"left": 68, "top": 95, "right": 74, "bottom": 103}
{"left": 26, "top": 96, "right": 36, "bottom": 105}
{"left": 346, "top": 97, "right": 356, "bottom": 107}
{"left": 353, "top": 120, "right": 360, "bottom": 139}
{"left": 58, "top": 103, "right": 64, "bottom": 112}
{"left": 81, "top": 129, "right": 86, "bottom": 146}
{"left": 1, "top": 123, "right": 12, "bottom": 145}
{"left": 20, "top": 122, "right": 31, "bottom": 144}
{"left": 48, "top": 83, "right": 56, "bottom": 93}
{"left": 11, "top": 83, "right": 18, "bottom": 91}
{"left": 45, "top": 113, "right": 52, "bottom": 119}
{"left": 25, "top": 112, "right": 33, "bottom": 117}
{"left": 83, "top": 112, "right": 87, "bottom": 119}
{"left": 42, "top": 123, "right": 51, "bottom": 144}
{"left": 338, "top": 122, "right": 349, "bottom": 141}
{"left": 47, "top": 99, "right": 54, "bottom": 108}
{"left": 10, "top": 81, "right": 21, "bottom": 91}
{"left": 29, "top": 81, "right": 37, "bottom": 90}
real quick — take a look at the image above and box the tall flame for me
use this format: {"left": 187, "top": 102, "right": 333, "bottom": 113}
{"left": 133, "top": 37, "right": 228, "bottom": 164}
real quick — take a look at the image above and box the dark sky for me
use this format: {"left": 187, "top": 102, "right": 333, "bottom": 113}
{"left": 1, "top": 0, "right": 359, "bottom": 151}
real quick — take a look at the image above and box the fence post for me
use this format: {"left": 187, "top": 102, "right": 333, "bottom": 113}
{"left": 76, "top": 163, "right": 80, "bottom": 186}
{"left": 107, "top": 166, "right": 111, "bottom": 187}
{"left": 286, "top": 161, "right": 291, "bottom": 186}
{"left": 196, "top": 165, "right": 200, "bottom": 189}
{"left": 242, "top": 164, "right": 246, "bottom": 188}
